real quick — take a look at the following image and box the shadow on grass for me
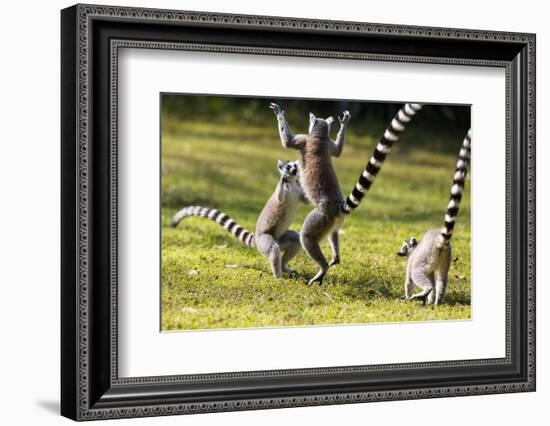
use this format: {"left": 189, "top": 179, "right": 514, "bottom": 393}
{"left": 442, "top": 289, "right": 472, "bottom": 306}
{"left": 336, "top": 275, "right": 401, "bottom": 299}
{"left": 326, "top": 270, "right": 470, "bottom": 306}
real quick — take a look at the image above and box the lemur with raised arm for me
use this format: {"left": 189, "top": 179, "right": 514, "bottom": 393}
{"left": 397, "top": 129, "right": 472, "bottom": 305}
{"left": 270, "top": 102, "right": 423, "bottom": 285}
{"left": 171, "top": 160, "right": 308, "bottom": 278}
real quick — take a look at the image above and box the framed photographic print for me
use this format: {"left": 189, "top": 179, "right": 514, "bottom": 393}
{"left": 61, "top": 3, "right": 536, "bottom": 421}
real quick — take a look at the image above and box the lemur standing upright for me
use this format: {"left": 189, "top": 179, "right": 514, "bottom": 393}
{"left": 270, "top": 102, "right": 423, "bottom": 285}
{"left": 171, "top": 160, "right": 308, "bottom": 278}
{"left": 397, "top": 129, "right": 472, "bottom": 305}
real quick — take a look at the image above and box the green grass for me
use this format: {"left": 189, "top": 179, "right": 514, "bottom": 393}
{"left": 161, "top": 116, "right": 471, "bottom": 331}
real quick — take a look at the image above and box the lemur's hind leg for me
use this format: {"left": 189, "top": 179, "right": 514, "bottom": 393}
{"left": 327, "top": 216, "right": 344, "bottom": 267}
{"left": 255, "top": 234, "right": 282, "bottom": 278}
{"left": 426, "top": 287, "right": 435, "bottom": 305}
{"left": 434, "top": 268, "right": 449, "bottom": 305}
{"left": 277, "top": 230, "right": 301, "bottom": 274}
{"left": 405, "top": 266, "right": 415, "bottom": 300}
{"left": 300, "top": 208, "right": 333, "bottom": 286}
{"left": 327, "top": 231, "right": 340, "bottom": 267}
{"left": 410, "top": 270, "right": 434, "bottom": 305}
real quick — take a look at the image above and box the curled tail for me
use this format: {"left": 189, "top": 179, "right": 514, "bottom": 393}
{"left": 437, "top": 129, "right": 472, "bottom": 247}
{"left": 341, "top": 103, "right": 423, "bottom": 214}
{"left": 171, "top": 206, "right": 255, "bottom": 248}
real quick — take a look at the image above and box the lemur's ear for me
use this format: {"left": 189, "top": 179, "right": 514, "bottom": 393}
{"left": 410, "top": 237, "right": 418, "bottom": 246}
{"left": 326, "top": 116, "right": 334, "bottom": 125}
{"left": 276, "top": 160, "right": 284, "bottom": 170}
{"left": 309, "top": 112, "right": 316, "bottom": 121}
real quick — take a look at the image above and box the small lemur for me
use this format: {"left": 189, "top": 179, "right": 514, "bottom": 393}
{"left": 270, "top": 102, "right": 423, "bottom": 285}
{"left": 171, "top": 160, "right": 308, "bottom": 278}
{"left": 397, "top": 129, "right": 472, "bottom": 305}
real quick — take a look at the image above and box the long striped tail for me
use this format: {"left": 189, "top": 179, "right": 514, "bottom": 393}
{"left": 171, "top": 206, "right": 255, "bottom": 248}
{"left": 437, "top": 129, "right": 472, "bottom": 247}
{"left": 341, "top": 103, "right": 423, "bottom": 214}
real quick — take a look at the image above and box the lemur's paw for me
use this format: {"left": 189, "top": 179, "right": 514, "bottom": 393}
{"left": 307, "top": 268, "right": 327, "bottom": 286}
{"left": 283, "top": 267, "right": 298, "bottom": 275}
{"left": 307, "top": 278, "right": 323, "bottom": 286}
{"left": 328, "top": 257, "right": 340, "bottom": 267}
{"left": 339, "top": 110, "right": 351, "bottom": 125}
{"left": 410, "top": 293, "right": 430, "bottom": 306}
{"left": 269, "top": 103, "right": 284, "bottom": 116}
{"left": 409, "top": 295, "right": 422, "bottom": 304}
{"left": 307, "top": 274, "right": 326, "bottom": 286}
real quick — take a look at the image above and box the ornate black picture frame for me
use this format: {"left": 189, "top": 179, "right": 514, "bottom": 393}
{"left": 61, "top": 3, "right": 536, "bottom": 421}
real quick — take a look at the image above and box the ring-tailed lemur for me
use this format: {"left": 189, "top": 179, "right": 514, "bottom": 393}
{"left": 270, "top": 102, "right": 422, "bottom": 286}
{"left": 397, "top": 129, "right": 472, "bottom": 305}
{"left": 171, "top": 160, "right": 308, "bottom": 278}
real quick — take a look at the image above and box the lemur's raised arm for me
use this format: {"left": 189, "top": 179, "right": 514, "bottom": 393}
{"left": 330, "top": 110, "right": 351, "bottom": 157}
{"left": 270, "top": 102, "right": 422, "bottom": 286}
{"left": 269, "top": 103, "right": 306, "bottom": 149}
{"left": 270, "top": 103, "right": 349, "bottom": 285}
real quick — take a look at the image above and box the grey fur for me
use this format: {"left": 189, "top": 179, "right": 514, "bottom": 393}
{"left": 171, "top": 160, "right": 307, "bottom": 278}
{"left": 397, "top": 129, "right": 472, "bottom": 304}
{"left": 270, "top": 102, "right": 423, "bottom": 286}
{"left": 255, "top": 160, "right": 308, "bottom": 277}
{"left": 397, "top": 230, "right": 451, "bottom": 305}
{"left": 270, "top": 103, "right": 350, "bottom": 285}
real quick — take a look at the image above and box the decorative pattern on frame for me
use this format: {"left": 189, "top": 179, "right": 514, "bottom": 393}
{"left": 109, "top": 39, "right": 512, "bottom": 384}
{"left": 73, "top": 4, "right": 535, "bottom": 420}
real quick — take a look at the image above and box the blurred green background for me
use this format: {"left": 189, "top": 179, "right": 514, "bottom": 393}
{"left": 161, "top": 95, "right": 471, "bottom": 331}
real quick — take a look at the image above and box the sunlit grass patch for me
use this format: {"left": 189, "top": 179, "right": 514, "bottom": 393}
{"left": 161, "top": 117, "right": 471, "bottom": 330}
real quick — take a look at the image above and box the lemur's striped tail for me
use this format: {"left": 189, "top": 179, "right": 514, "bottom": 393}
{"left": 341, "top": 103, "right": 423, "bottom": 214}
{"left": 437, "top": 129, "right": 472, "bottom": 247}
{"left": 171, "top": 206, "right": 255, "bottom": 248}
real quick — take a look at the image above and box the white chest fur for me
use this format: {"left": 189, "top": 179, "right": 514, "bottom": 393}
{"left": 274, "top": 183, "right": 301, "bottom": 236}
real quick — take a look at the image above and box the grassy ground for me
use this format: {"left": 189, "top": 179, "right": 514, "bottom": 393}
{"left": 161, "top": 115, "right": 471, "bottom": 331}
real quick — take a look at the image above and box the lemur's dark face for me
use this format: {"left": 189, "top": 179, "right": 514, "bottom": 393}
{"left": 308, "top": 113, "right": 333, "bottom": 136}
{"left": 397, "top": 237, "right": 418, "bottom": 257}
{"left": 277, "top": 160, "right": 299, "bottom": 183}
